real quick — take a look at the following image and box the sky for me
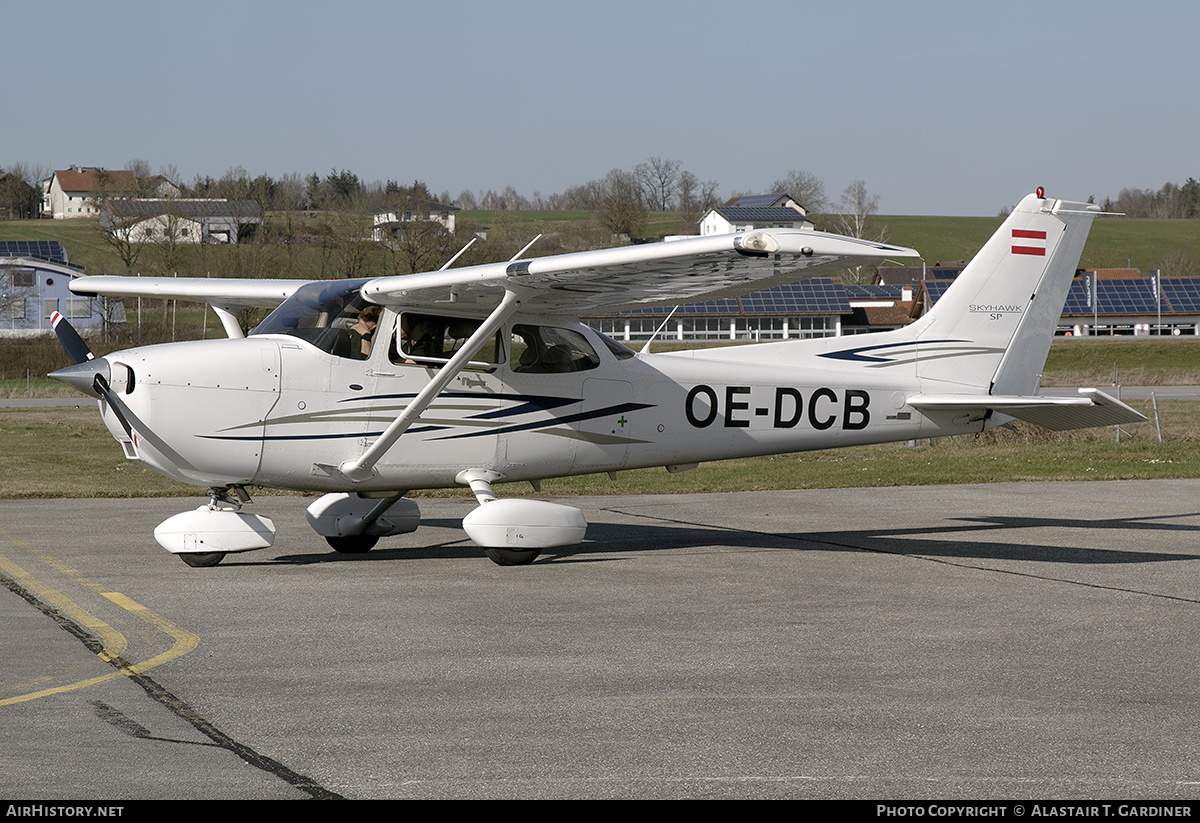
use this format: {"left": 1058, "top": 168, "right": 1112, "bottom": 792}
{"left": 6, "top": 0, "right": 1198, "bottom": 216}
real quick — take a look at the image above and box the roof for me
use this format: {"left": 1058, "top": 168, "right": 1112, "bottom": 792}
{"left": 712, "top": 206, "right": 811, "bottom": 224}
{"left": 725, "top": 193, "right": 791, "bottom": 209}
{"left": 710, "top": 192, "right": 810, "bottom": 226}
{"left": 376, "top": 198, "right": 460, "bottom": 215}
{"left": 53, "top": 168, "right": 137, "bottom": 194}
{"left": 104, "top": 199, "right": 262, "bottom": 221}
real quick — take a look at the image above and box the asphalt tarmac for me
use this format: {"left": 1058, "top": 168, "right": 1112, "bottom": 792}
{"left": 2, "top": 482, "right": 1199, "bottom": 800}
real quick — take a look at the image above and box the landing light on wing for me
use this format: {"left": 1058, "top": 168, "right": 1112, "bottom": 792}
{"left": 733, "top": 232, "right": 782, "bottom": 256}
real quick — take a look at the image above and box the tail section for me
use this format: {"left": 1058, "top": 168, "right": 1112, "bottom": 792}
{"left": 905, "top": 191, "right": 1099, "bottom": 394}
{"left": 900, "top": 191, "right": 1145, "bottom": 431}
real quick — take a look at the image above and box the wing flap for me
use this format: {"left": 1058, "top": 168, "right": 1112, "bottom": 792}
{"left": 908, "top": 389, "right": 1147, "bottom": 431}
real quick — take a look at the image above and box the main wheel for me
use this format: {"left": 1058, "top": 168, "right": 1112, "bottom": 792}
{"left": 325, "top": 534, "right": 379, "bottom": 553}
{"left": 483, "top": 547, "right": 541, "bottom": 566}
{"left": 179, "top": 552, "right": 226, "bottom": 568}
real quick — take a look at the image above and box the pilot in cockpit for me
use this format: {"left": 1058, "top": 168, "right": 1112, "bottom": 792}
{"left": 348, "top": 305, "right": 380, "bottom": 359}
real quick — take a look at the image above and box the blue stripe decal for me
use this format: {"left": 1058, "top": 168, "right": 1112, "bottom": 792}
{"left": 818, "top": 339, "right": 969, "bottom": 363}
{"left": 433, "top": 402, "right": 654, "bottom": 440}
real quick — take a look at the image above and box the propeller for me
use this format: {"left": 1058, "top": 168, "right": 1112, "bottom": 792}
{"left": 48, "top": 313, "right": 125, "bottom": 434}
{"left": 48, "top": 312, "right": 106, "bottom": 400}
{"left": 50, "top": 311, "right": 94, "bottom": 365}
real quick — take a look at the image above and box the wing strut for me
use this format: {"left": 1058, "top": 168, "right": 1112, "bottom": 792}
{"left": 336, "top": 287, "right": 526, "bottom": 482}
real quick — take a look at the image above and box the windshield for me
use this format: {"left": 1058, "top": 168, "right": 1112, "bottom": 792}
{"left": 252, "top": 279, "right": 379, "bottom": 359}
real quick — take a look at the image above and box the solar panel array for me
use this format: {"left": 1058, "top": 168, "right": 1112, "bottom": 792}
{"left": 612, "top": 278, "right": 850, "bottom": 317}
{"left": 741, "top": 279, "right": 850, "bottom": 313}
{"left": 0, "top": 240, "right": 67, "bottom": 264}
{"left": 922, "top": 280, "right": 956, "bottom": 304}
{"left": 921, "top": 275, "right": 1200, "bottom": 317}
{"left": 1157, "top": 278, "right": 1200, "bottom": 313}
{"left": 846, "top": 284, "right": 907, "bottom": 300}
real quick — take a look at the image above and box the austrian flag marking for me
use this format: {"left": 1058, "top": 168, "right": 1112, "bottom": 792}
{"left": 1011, "top": 228, "right": 1047, "bottom": 256}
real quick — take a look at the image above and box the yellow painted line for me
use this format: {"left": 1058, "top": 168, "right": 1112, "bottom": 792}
{"left": 0, "top": 527, "right": 200, "bottom": 706}
{"left": 0, "top": 550, "right": 128, "bottom": 658}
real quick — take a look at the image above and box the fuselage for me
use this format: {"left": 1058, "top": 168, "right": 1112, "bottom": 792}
{"left": 89, "top": 304, "right": 990, "bottom": 493}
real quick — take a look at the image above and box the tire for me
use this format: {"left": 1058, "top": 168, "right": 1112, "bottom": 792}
{"left": 179, "top": 552, "right": 226, "bottom": 567}
{"left": 325, "top": 534, "right": 379, "bottom": 553}
{"left": 483, "top": 547, "right": 540, "bottom": 566}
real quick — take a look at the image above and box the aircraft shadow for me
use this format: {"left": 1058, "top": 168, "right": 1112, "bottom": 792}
{"left": 558, "top": 509, "right": 1200, "bottom": 567}
{"left": 253, "top": 513, "right": 1200, "bottom": 568}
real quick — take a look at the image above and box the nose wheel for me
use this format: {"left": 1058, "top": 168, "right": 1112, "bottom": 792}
{"left": 324, "top": 534, "right": 380, "bottom": 553}
{"left": 178, "top": 552, "right": 226, "bottom": 567}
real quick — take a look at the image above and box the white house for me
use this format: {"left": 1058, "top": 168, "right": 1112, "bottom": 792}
{"left": 699, "top": 193, "right": 814, "bottom": 236}
{"left": 372, "top": 198, "right": 460, "bottom": 242}
{"left": 100, "top": 199, "right": 262, "bottom": 244}
{"left": 42, "top": 167, "right": 181, "bottom": 219}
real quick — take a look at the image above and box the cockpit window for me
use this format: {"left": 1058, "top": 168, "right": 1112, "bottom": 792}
{"left": 510, "top": 325, "right": 600, "bottom": 373}
{"left": 251, "top": 279, "right": 380, "bottom": 360}
{"left": 596, "top": 332, "right": 636, "bottom": 361}
{"left": 390, "top": 312, "right": 502, "bottom": 371}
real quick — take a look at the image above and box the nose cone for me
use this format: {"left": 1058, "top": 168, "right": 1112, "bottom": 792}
{"left": 49, "top": 358, "right": 110, "bottom": 400}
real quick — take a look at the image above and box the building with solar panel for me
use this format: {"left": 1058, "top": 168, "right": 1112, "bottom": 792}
{"left": 99, "top": 199, "right": 262, "bottom": 244}
{"left": 913, "top": 267, "right": 1200, "bottom": 337}
{"left": 583, "top": 279, "right": 919, "bottom": 343}
{"left": 700, "top": 193, "right": 814, "bottom": 236}
{"left": 582, "top": 260, "right": 1200, "bottom": 343}
{"left": 42, "top": 167, "right": 182, "bottom": 219}
{"left": 0, "top": 241, "right": 114, "bottom": 336}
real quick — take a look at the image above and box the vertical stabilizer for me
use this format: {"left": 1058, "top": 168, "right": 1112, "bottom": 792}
{"left": 905, "top": 192, "right": 1099, "bottom": 394}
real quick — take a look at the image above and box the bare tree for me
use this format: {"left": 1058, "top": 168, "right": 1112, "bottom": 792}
{"left": 0, "top": 265, "right": 30, "bottom": 326}
{"left": 0, "top": 163, "right": 44, "bottom": 219}
{"left": 598, "top": 168, "right": 647, "bottom": 239}
{"left": 126, "top": 158, "right": 155, "bottom": 196}
{"left": 831, "top": 180, "right": 881, "bottom": 239}
{"left": 830, "top": 180, "right": 888, "bottom": 284}
{"left": 770, "top": 170, "right": 828, "bottom": 215}
{"left": 634, "top": 157, "right": 681, "bottom": 211}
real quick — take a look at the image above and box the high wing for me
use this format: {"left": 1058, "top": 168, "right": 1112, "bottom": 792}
{"left": 69, "top": 275, "right": 310, "bottom": 307}
{"left": 360, "top": 229, "right": 919, "bottom": 312}
{"left": 70, "top": 276, "right": 312, "bottom": 337}
{"left": 68, "top": 228, "right": 917, "bottom": 331}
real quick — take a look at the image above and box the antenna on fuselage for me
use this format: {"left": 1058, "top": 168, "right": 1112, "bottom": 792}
{"left": 640, "top": 305, "right": 680, "bottom": 354}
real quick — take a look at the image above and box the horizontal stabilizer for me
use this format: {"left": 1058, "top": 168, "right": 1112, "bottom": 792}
{"left": 907, "top": 389, "right": 1147, "bottom": 431}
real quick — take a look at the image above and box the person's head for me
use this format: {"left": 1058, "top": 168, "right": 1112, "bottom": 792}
{"left": 400, "top": 313, "right": 428, "bottom": 338}
{"left": 359, "top": 305, "right": 381, "bottom": 328}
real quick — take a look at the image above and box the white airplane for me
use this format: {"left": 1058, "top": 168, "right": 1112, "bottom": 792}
{"left": 51, "top": 189, "right": 1145, "bottom": 567}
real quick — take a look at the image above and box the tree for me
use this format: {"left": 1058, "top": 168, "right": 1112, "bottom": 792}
{"left": 597, "top": 168, "right": 647, "bottom": 239}
{"left": 0, "top": 163, "right": 43, "bottom": 219}
{"left": 830, "top": 180, "right": 887, "bottom": 284}
{"left": 831, "top": 180, "right": 880, "bottom": 240}
{"left": 770, "top": 170, "right": 828, "bottom": 215}
{"left": 634, "top": 157, "right": 681, "bottom": 211}
{"left": 97, "top": 202, "right": 147, "bottom": 272}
